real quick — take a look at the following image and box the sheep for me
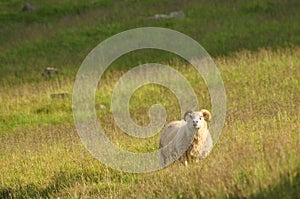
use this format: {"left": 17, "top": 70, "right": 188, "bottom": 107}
{"left": 159, "top": 109, "right": 212, "bottom": 166}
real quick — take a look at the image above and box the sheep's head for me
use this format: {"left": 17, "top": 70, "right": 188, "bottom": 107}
{"left": 184, "top": 110, "right": 211, "bottom": 129}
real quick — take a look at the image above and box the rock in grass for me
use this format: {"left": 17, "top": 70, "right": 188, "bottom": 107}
{"left": 148, "top": 11, "right": 185, "bottom": 20}
{"left": 50, "top": 93, "right": 70, "bottom": 99}
{"left": 22, "top": 3, "right": 36, "bottom": 12}
{"left": 169, "top": 11, "right": 185, "bottom": 18}
{"left": 42, "top": 67, "right": 60, "bottom": 79}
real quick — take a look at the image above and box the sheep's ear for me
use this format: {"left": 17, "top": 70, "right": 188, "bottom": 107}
{"left": 201, "top": 109, "right": 211, "bottom": 121}
{"left": 183, "top": 110, "right": 193, "bottom": 121}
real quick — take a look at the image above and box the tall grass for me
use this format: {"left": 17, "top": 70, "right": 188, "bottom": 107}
{"left": 0, "top": 47, "right": 299, "bottom": 198}
{"left": 0, "top": 0, "right": 299, "bottom": 198}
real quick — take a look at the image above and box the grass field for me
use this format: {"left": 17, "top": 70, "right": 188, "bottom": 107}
{"left": 1, "top": 0, "right": 300, "bottom": 198}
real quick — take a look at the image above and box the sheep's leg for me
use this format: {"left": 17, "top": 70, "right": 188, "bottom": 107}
{"left": 179, "top": 152, "right": 189, "bottom": 166}
{"left": 183, "top": 154, "right": 189, "bottom": 166}
{"left": 185, "top": 152, "right": 192, "bottom": 166}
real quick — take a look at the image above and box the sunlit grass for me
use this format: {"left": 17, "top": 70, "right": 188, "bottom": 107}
{"left": 1, "top": 0, "right": 299, "bottom": 197}
{"left": 1, "top": 47, "right": 299, "bottom": 198}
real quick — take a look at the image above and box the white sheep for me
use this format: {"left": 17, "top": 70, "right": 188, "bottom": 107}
{"left": 159, "top": 110, "right": 213, "bottom": 166}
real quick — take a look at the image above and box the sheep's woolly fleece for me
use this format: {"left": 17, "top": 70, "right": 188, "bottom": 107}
{"left": 159, "top": 110, "right": 213, "bottom": 166}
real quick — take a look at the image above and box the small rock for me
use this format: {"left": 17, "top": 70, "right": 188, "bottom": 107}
{"left": 42, "top": 67, "right": 60, "bottom": 79}
{"left": 148, "top": 11, "right": 185, "bottom": 20}
{"left": 150, "top": 14, "right": 170, "bottom": 20}
{"left": 22, "top": 3, "right": 36, "bottom": 12}
{"left": 50, "top": 93, "right": 70, "bottom": 99}
{"left": 169, "top": 11, "right": 185, "bottom": 18}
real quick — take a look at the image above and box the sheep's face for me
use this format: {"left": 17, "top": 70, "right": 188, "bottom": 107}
{"left": 186, "top": 112, "right": 206, "bottom": 129}
{"left": 184, "top": 110, "right": 211, "bottom": 129}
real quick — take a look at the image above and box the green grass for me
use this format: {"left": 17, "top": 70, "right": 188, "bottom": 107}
{"left": 1, "top": 47, "right": 300, "bottom": 198}
{"left": 0, "top": 0, "right": 299, "bottom": 83}
{"left": 0, "top": 0, "right": 300, "bottom": 198}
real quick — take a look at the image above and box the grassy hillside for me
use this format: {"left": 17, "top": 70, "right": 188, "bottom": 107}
{"left": 0, "top": 0, "right": 300, "bottom": 198}
{"left": 0, "top": 0, "right": 299, "bottom": 83}
{"left": 1, "top": 47, "right": 299, "bottom": 198}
